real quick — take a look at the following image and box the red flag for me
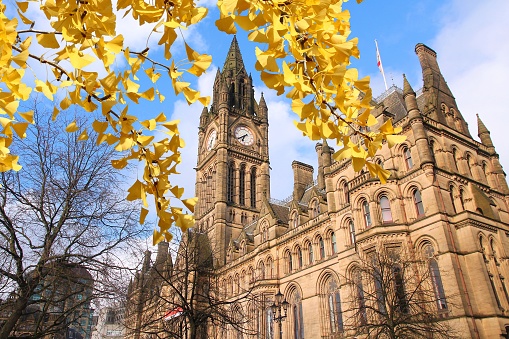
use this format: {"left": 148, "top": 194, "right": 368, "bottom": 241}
{"left": 164, "top": 307, "right": 184, "bottom": 321}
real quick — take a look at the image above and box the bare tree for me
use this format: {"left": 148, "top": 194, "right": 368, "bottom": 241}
{"left": 0, "top": 102, "right": 147, "bottom": 339}
{"left": 342, "top": 245, "right": 459, "bottom": 339}
{"left": 125, "top": 230, "right": 258, "bottom": 339}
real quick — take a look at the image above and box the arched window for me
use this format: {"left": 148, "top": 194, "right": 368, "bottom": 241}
{"left": 393, "top": 266, "right": 408, "bottom": 313}
{"left": 319, "top": 237, "right": 325, "bottom": 259}
{"left": 413, "top": 189, "right": 424, "bottom": 217}
{"left": 266, "top": 307, "right": 274, "bottom": 339}
{"left": 227, "top": 162, "right": 235, "bottom": 203}
{"left": 311, "top": 200, "right": 320, "bottom": 218}
{"left": 459, "top": 189, "right": 465, "bottom": 211}
{"left": 380, "top": 196, "right": 392, "bottom": 223}
{"left": 327, "top": 278, "right": 343, "bottom": 333}
{"left": 404, "top": 147, "right": 413, "bottom": 169}
{"left": 307, "top": 241, "right": 314, "bottom": 264}
{"left": 331, "top": 233, "right": 337, "bottom": 255}
{"left": 452, "top": 148, "right": 458, "bottom": 171}
{"left": 343, "top": 181, "right": 350, "bottom": 204}
{"left": 354, "top": 271, "right": 367, "bottom": 325}
{"left": 424, "top": 243, "right": 447, "bottom": 311}
{"left": 291, "top": 211, "right": 299, "bottom": 229}
{"left": 362, "top": 200, "right": 372, "bottom": 228}
{"left": 349, "top": 220, "right": 356, "bottom": 245}
{"left": 449, "top": 185, "right": 457, "bottom": 214}
{"left": 296, "top": 247, "right": 303, "bottom": 269}
{"left": 250, "top": 167, "right": 257, "bottom": 208}
{"left": 291, "top": 290, "right": 304, "bottom": 339}
{"left": 258, "top": 261, "right": 265, "bottom": 280}
{"left": 239, "top": 164, "right": 246, "bottom": 205}
{"left": 286, "top": 251, "right": 293, "bottom": 273}
{"left": 267, "top": 257, "right": 274, "bottom": 279}
{"left": 466, "top": 154, "right": 473, "bottom": 176}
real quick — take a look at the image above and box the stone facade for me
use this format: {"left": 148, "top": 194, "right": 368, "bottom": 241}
{"left": 128, "top": 38, "right": 509, "bottom": 339}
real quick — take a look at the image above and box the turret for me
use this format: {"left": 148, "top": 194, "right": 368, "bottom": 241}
{"left": 292, "top": 161, "right": 314, "bottom": 201}
{"left": 141, "top": 250, "right": 151, "bottom": 273}
{"left": 477, "top": 114, "right": 494, "bottom": 153}
{"left": 258, "top": 92, "right": 268, "bottom": 121}
{"left": 316, "top": 143, "right": 324, "bottom": 190}
{"left": 415, "top": 43, "right": 471, "bottom": 137}
{"left": 403, "top": 74, "right": 434, "bottom": 169}
{"left": 199, "top": 106, "right": 208, "bottom": 128}
{"left": 154, "top": 241, "right": 169, "bottom": 273}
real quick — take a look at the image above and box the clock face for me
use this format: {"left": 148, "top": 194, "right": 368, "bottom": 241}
{"left": 234, "top": 126, "right": 254, "bottom": 146}
{"left": 206, "top": 129, "right": 217, "bottom": 151}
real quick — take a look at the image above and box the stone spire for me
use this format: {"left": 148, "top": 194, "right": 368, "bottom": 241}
{"left": 477, "top": 114, "right": 494, "bottom": 151}
{"left": 222, "top": 35, "right": 246, "bottom": 75}
{"left": 415, "top": 43, "right": 471, "bottom": 137}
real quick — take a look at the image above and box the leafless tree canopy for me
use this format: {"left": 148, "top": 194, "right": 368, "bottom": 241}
{"left": 125, "top": 230, "right": 258, "bottom": 339}
{"left": 0, "top": 102, "right": 148, "bottom": 339}
{"left": 342, "top": 245, "right": 460, "bottom": 339}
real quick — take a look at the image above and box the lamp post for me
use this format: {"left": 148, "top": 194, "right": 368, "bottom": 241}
{"left": 271, "top": 289, "right": 289, "bottom": 339}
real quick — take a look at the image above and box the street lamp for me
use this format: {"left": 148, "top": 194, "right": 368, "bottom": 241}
{"left": 271, "top": 289, "right": 289, "bottom": 339}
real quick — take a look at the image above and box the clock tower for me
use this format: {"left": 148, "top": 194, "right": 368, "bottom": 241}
{"left": 195, "top": 37, "right": 270, "bottom": 267}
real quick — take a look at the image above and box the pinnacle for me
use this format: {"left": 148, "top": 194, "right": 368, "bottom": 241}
{"left": 222, "top": 35, "right": 246, "bottom": 75}
{"left": 259, "top": 92, "right": 267, "bottom": 108}
{"left": 476, "top": 113, "right": 489, "bottom": 136}
{"left": 402, "top": 74, "right": 415, "bottom": 96}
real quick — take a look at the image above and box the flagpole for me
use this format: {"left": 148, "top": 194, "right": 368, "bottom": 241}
{"left": 375, "top": 39, "right": 389, "bottom": 91}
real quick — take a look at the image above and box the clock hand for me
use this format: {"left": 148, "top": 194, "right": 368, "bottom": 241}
{"left": 238, "top": 134, "right": 247, "bottom": 141}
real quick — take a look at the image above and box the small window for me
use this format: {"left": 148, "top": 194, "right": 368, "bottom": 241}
{"left": 380, "top": 196, "right": 392, "bottom": 223}
{"left": 286, "top": 251, "right": 293, "bottom": 273}
{"left": 319, "top": 237, "right": 325, "bottom": 259}
{"left": 297, "top": 247, "right": 303, "bottom": 268}
{"left": 413, "top": 189, "right": 424, "bottom": 217}
{"left": 343, "top": 181, "right": 350, "bottom": 204}
{"left": 404, "top": 147, "right": 413, "bottom": 169}
{"left": 349, "top": 220, "right": 356, "bottom": 245}
{"left": 362, "top": 201, "right": 372, "bottom": 228}
{"left": 331, "top": 233, "right": 337, "bottom": 254}
{"left": 308, "top": 242, "right": 314, "bottom": 264}
{"left": 449, "top": 185, "right": 456, "bottom": 214}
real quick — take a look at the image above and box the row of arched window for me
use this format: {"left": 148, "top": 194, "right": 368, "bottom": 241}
{"left": 283, "top": 232, "right": 337, "bottom": 274}
{"left": 480, "top": 235, "right": 509, "bottom": 310}
{"left": 224, "top": 242, "right": 448, "bottom": 339}
{"left": 227, "top": 162, "right": 257, "bottom": 208}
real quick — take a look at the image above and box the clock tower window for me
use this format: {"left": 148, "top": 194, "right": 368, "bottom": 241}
{"left": 250, "top": 167, "right": 257, "bottom": 208}
{"left": 239, "top": 164, "right": 246, "bottom": 206}
{"left": 227, "top": 162, "right": 235, "bottom": 203}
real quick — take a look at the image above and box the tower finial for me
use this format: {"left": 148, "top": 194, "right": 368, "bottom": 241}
{"left": 402, "top": 74, "right": 415, "bottom": 96}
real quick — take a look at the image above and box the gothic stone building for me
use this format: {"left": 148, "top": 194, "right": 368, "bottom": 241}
{"left": 129, "top": 37, "right": 509, "bottom": 338}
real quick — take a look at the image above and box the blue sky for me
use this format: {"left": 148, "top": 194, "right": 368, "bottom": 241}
{"left": 15, "top": 0, "right": 509, "bottom": 203}
{"left": 149, "top": 0, "right": 509, "bottom": 202}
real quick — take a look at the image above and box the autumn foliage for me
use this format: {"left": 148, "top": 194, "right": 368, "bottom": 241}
{"left": 0, "top": 0, "right": 404, "bottom": 245}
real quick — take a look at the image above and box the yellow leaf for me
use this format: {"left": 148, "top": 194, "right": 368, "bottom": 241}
{"left": 145, "top": 68, "right": 161, "bottom": 83}
{"left": 140, "top": 87, "right": 155, "bottom": 101}
{"left": 152, "top": 229, "right": 165, "bottom": 246}
{"left": 170, "top": 185, "right": 184, "bottom": 199}
{"left": 126, "top": 179, "right": 147, "bottom": 207}
{"left": 65, "top": 121, "right": 79, "bottom": 132}
{"left": 52, "top": 106, "right": 60, "bottom": 121}
{"left": 92, "top": 120, "right": 108, "bottom": 133}
{"left": 78, "top": 129, "right": 88, "bottom": 141}
{"left": 16, "top": 2, "right": 29, "bottom": 12}
{"left": 12, "top": 122, "right": 28, "bottom": 138}
{"left": 386, "top": 134, "right": 407, "bottom": 148}
{"left": 12, "top": 49, "right": 29, "bottom": 67}
{"left": 176, "top": 213, "right": 195, "bottom": 231}
{"left": 215, "top": 16, "right": 237, "bottom": 34}
{"left": 182, "top": 197, "right": 198, "bottom": 212}
{"left": 140, "top": 208, "right": 149, "bottom": 224}
{"left": 111, "top": 157, "right": 128, "bottom": 169}
{"left": 18, "top": 110, "right": 33, "bottom": 123}
{"left": 36, "top": 33, "right": 59, "bottom": 48}
{"left": 105, "top": 35, "right": 124, "bottom": 54}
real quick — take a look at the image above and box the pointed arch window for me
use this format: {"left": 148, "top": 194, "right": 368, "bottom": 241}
{"left": 319, "top": 237, "right": 325, "bottom": 259}
{"left": 227, "top": 162, "right": 235, "bottom": 203}
{"left": 452, "top": 148, "right": 459, "bottom": 172}
{"left": 327, "top": 279, "right": 343, "bottom": 333}
{"left": 413, "top": 189, "right": 425, "bottom": 217}
{"left": 286, "top": 250, "right": 293, "bottom": 273}
{"left": 331, "top": 232, "right": 337, "bottom": 255}
{"left": 349, "top": 220, "right": 356, "bottom": 246}
{"left": 258, "top": 261, "right": 265, "bottom": 280}
{"left": 393, "top": 266, "right": 408, "bottom": 313}
{"left": 297, "top": 247, "right": 303, "bottom": 269}
{"left": 424, "top": 244, "right": 447, "bottom": 311}
{"left": 307, "top": 241, "right": 314, "bottom": 264}
{"left": 291, "top": 290, "right": 304, "bottom": 339}
{"left": 459, "top": 189, "right": 465, "bottom": 211}
{"left": 449, "top": 185, "right": 457, "bottom": 214}
{"left": 239, "top": 164, "right": 246, "bottom": 205}
{"left": 354, "top": 271, "right": 367, "bottom": 325}
{"left": 343, "top": 181, "right": 350, "bottom": 204}
{"left": 362, "top": 200, "right": 372, "bottom": 228}
{"left": 404, "top": 147, "right": 413, "bottom": 169}
{"left": 380, "top": 196, "right": 392, "bottom": 223}
{"left": 291, "top": 211, "right": 299, "bottom": 229}
{"left": 466, "top": 154, "right": 473, "bottom": 176}
{"left": 250, "top": 167, "right": 257, "bottom": 208}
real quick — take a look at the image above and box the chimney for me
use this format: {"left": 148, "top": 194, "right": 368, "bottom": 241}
{"left": 292, "top": 161, "right": 314, "bottom": 201}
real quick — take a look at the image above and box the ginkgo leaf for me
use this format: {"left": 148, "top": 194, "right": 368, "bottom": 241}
{"left": 78, "top": 129, "right": 88, "bottom": 141}
{"left": 65, "top": 121, "right": 79, "bottom": 133}
{"left": 140, "top": 208, "right": 149, "bottom": 224}
{"left": 36, "top": 33, "right": 59, "bottom": 48}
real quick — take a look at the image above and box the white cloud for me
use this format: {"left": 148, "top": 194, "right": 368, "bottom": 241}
{"left": 431, "top": 0, "right": 509, "bottom": 172}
